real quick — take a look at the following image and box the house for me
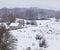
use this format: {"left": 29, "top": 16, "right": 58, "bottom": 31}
{"left": 9, "top": 23, "right": 23, "bottom": 30}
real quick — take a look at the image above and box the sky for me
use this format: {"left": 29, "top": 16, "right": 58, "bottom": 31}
{"left": 0, "top": 0, "right": 60, "bottom": 10}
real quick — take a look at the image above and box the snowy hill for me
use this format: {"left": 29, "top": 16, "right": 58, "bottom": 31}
{"left": 10, "top": 20, "right": 60, "bottom": 50}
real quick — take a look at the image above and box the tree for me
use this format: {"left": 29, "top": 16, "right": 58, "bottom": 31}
{"left": 25, "top": 9, "right": 37, "bottom": 20}
{"left": 7, "top": 14, "right": 16, "bottom": 23}
{"left": 0, "top": 24, "right": 17, "bottom": 50}
{"left": 1, "top": 14, "right": 16, "bottom": 23}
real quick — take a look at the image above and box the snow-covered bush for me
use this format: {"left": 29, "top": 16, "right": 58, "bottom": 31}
{"left": 35, "top": 34, "right": 43, "bottom": 40}
{"left": 26, "top": 21, "right": 30, "bottom": 25}
{"left": 26, "top": 47, "right": 31, "bottom": 50}
{"left": 55, "top": 19, "right": 59, "bottom": 22}
{"left": 26, "top": 20, "right": 37, "bottom": 25}
{"left": 32, "top": 43, "right": 35, "bottom": 46}
{"left": 49, "top": 29, "right": 52, "bottom": 32}
{"left": 39, "top": 38, "right": 47, "bottom": 48}
{"left": 35, "top": 34, "right": 48, "bottom": 48}
{"left": 30, "top": 20, "right": 37, "bottom": 25}
{"left": 32, "top": 30, "right": 36, "bottom": 32}
{"left": 40, "top": 17, "right": 49, "bottom": 20}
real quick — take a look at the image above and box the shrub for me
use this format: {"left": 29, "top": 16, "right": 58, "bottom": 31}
{"left": 55, "top": 19, "right": 59, "bottom": 22}
{"left": 32, "top": 43, "right": 35, "bottom": 46}
{"left": 30, "top": 20, "right": 37, "bottom": 25}
{"left": 39, "top": 38, "right": 47, "bottom": 48}
{"left": 32, "top": 30, "right": 36, "bottom": 32}
{"left": 26, "top": 47, "right": 31, "bottom": 50}
{"left": 35, "top": 34, "right": 48, "bottom": 48}
{"left": 26, "top": 20, "right": 37, "bottom": 25}
{"left": 26, "top": 21, "right": 30, "bottom": 25}
{"left": 40, "top": 17, "right": 49, "bottom": 20}
{"left": 35, "top": 34, "right": 43, "bottom": 40}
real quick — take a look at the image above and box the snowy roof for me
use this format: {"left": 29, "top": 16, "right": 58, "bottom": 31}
{"left": 10, "top": 23, "right": 19, "bottom": 26}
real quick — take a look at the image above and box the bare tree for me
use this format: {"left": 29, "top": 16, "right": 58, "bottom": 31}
{"left": 0, "top": 25, "right": 17, "bottom": 50}
{"left": 1, "top": 14, "right": 16, "bottom": 23}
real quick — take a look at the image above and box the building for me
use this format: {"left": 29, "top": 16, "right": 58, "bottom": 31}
{"left": 9, "top": 23, "right": 23, "bottom": 30}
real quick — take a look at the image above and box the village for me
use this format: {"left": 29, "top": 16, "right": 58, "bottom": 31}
{"left": 0, "top": 0, "right": 60, "bottom": 50}
{"left": 0, "top": 17, "right": 60, "bottom": 50}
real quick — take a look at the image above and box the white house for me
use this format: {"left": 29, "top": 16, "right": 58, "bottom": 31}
{"left": 9, "top": 23, "right": 23, "bottom": 30}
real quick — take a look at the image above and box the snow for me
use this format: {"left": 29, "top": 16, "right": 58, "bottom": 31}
{"left": 10, "top": 20, "right": 60, "bottom": 50}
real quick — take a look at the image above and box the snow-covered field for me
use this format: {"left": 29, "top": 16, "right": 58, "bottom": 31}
{"left": 10, "top": 20, "right": 60, "bottom": 50}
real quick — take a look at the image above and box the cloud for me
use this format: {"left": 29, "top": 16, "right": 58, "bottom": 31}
{"left": 0, "top": 0, "right": 60, "bottom": 10}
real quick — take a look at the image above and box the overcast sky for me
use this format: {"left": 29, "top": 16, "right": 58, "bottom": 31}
{"left": 0, "top": 0, "right": 60, "bottom": 10}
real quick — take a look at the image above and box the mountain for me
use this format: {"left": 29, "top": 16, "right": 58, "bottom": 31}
{"left": 0, "top": 7, "right": 60, "bottom": 20}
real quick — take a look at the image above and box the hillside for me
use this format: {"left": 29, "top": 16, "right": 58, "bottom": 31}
{"left": 10, "top": 20, "right": 60, "bottom": 50}
{"left": 0, "top": 7, "right": 60, "bottom": 20}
